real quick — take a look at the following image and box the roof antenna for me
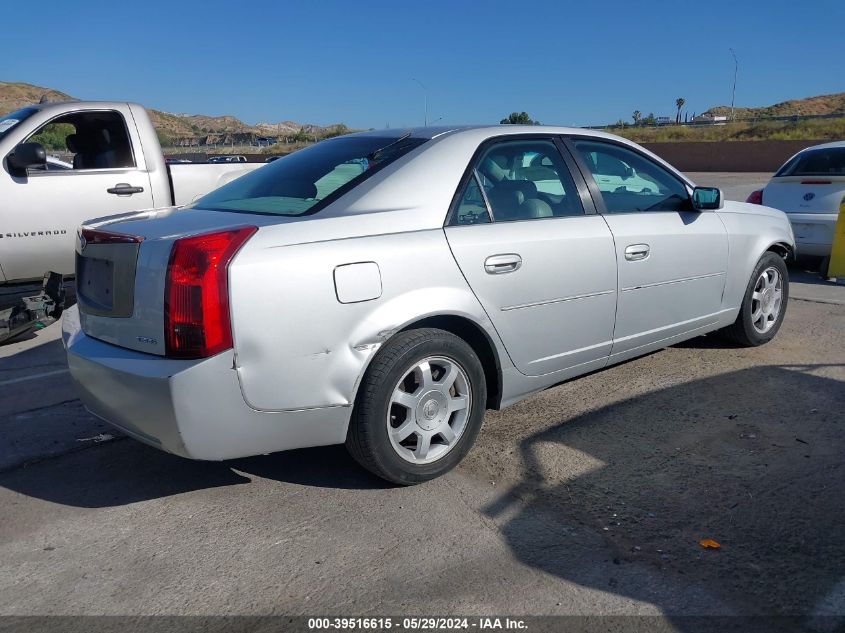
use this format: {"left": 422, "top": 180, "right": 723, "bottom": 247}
{"left": 39, "top": 94, "right": 51, "bottom": 104}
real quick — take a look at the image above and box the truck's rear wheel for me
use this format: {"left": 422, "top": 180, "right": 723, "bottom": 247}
{"left": 346, "top": 328, "right": 486, "bottom": 485}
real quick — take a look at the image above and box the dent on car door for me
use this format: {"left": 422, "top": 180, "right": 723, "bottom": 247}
{"left": 0, "top": 107, "right": 154, "bottom": 281}
{"left": 445, "top": 137, "right": 618, "bottom": 377}
{"left": 568, "top": 138, "right": 729, "bottom": 359}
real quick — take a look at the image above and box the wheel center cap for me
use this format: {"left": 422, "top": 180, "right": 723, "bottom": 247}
{"left": 417, "top": 391, "right": 447, "bottom": 431}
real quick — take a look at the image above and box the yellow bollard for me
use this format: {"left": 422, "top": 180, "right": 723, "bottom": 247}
{"left": 829, "top": 198, "right": 845, "bottom": 279}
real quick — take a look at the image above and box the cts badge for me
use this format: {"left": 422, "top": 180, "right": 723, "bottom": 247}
{"left": 137, "top": 336, "right": 158, "bottom": 345}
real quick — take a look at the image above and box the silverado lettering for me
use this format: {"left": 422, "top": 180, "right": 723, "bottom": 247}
{"left": 1, "top": 230, "right": 68, "bottom": 238}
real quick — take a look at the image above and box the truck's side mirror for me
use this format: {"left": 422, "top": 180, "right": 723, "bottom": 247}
{"left": 692, "top": 186, "right": 724, "bottom": 211}
{"left": 7, "top": 142, "right": 47, "bottom": 174}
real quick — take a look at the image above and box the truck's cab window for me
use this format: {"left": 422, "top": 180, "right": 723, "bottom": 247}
{"left": 26, "top": 110, "right": 135, "bottom": 171}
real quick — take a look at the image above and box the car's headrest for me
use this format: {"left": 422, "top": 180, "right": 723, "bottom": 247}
{"left": 487, "top": 179, "right": 540, "bottom": 219}
{"left": 496, "top": 179, "right": 537, "bottom": 200}
{"left": 67, "top": 129, "right": 111, "bottom": 155}
{"left": 65, "top": 134, "right": 79, "bottom": 154}
{"left": 267, "top": 179, "right": 318, "bottom": 199}
{"left": 520, "top": 198, "right": 553, "bottom": 218}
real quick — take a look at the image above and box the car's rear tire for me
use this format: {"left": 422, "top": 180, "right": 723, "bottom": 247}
{"left": 346, "top": 328, "right": 487, "bottom": 485}
{"left": 719, "top": 252, "right": 789, "bottom": 347}
{"left": 820, "top": 255, "right": 831, "bottom": 279}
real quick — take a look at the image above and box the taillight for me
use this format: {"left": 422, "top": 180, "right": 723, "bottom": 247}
{"left": 80, "top": 226, "right": 144, "bottom": 245}
{"left": 164, "top": 226, "right": 257, "bottom": 359}
{"left": 746, "top": 189, "right": 763, "bottom": 205}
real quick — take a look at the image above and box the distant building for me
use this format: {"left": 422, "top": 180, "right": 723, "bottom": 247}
{"left": 693, "top": 114, "right": 729, "bottom": 125}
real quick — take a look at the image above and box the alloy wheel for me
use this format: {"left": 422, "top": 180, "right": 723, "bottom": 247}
{"left": 386, "top": 356, "right": 472, "bottom": 464}
{"left": 751, "top": 266, "right": 783, "bottom": 334}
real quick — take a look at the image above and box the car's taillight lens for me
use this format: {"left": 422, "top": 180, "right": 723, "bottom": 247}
{"left": 746, "top": 189, "right": 763, "bottom": 205}
{"left": 164, "top": 226, "right": 257, "bottom": 359}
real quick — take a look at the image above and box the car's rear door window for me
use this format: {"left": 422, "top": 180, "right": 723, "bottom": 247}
{"left": 451, "top": 139, "right": 584, "bottom": 224}
{"left": 194, "top": 135, "right": 427, "bottom": 216}
{"left": 572, "top": 140, "right": 692, "bottom": 213}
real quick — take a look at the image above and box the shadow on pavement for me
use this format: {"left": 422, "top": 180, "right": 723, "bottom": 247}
{"left": 483, "top": 364, "right": 845, "bottom": 626}
{"left": 0, "top": 438, "right": 388, "bottom": 509}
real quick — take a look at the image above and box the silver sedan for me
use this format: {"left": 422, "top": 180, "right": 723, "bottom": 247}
{"left": 63, "top": 125, "right": 795, "bottom": 484}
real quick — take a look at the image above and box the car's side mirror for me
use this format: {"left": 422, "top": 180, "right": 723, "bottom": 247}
{"left": 692, "top": 186, "right": 723, "bottom": 211}
{"left": 7, "top": 142, "right": 47, "bottom": 174}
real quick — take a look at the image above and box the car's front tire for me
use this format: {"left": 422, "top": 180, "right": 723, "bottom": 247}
{"left": 720, "top": 251, "right": 789, "bottom": 346}
{"left": 346, "top": 328, "right": 487, "bottom": 485}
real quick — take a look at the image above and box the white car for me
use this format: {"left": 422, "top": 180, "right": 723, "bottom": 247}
{"left": 747, "top": 141, "right": 845, "bottom": 270}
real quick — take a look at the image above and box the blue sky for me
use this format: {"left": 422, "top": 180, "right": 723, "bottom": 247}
{"left": 5, "top": 0, "right": 844, "bottom": 129}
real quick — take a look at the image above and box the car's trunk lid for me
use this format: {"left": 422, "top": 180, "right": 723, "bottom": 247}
{"left": 76, "top": 207, "right": 286, "bottom": 355}
{"left": 762, "top": 176, "right": 845, "bottom": 214}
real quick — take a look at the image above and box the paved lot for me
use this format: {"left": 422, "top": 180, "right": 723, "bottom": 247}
{"left": 1, "top": 175, "right": 844, "bottom": 626}
{"left": 685, "top": 172, "right": 771, "bottom": 203}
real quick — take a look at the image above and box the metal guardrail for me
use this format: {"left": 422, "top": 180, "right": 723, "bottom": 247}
{"left": 586, "top": 112, "right": 845, "bottom": 130}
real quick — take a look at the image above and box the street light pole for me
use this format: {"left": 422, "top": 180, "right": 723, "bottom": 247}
{"left": 729, "top": 48, "right": 738, "bottom": 121}
{"left": 411, "top": 78, "right": 428, "bottom": 126}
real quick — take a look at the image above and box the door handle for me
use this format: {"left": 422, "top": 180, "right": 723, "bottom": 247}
{"left": 107, "top": 183, "right": 145, "bottom": 196}
{"left": 624, "top": 244, "right": 650, "bottom": 261}
{"left": 484, "top": 253, "right": 522, "bottom": 274}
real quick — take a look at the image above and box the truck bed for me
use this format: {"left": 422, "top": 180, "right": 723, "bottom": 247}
{"left": 168, "top": 163, "right": 262, "bottom": 206}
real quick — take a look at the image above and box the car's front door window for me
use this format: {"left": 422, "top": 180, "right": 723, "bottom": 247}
{"left": 573, "top": 140, "right": 691, "bottom": 213}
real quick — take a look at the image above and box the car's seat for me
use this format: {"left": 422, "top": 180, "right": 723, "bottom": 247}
{"left": 66, "top": 129, "right": 118, "bottom": 170}
{"left": 487, "top": 180, "right": 552, "bottom": 221}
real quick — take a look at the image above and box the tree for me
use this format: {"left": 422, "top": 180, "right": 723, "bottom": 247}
{"left": 643, "top": 112, "right": 656, "bottom": 126}
{"left": 323, "top": 124, "right": 350, "bottom": 139}
{"left": 28, "top": 122, "right": 75, "bottom": 151}
{"left": 675, "top": 97, "right": 686, "bottom": 124}
{"left": 632, "top": 110, "right": 642, "bottom": 125}
{"left": 500, "top": 112, "right": 539, "bottom": 125}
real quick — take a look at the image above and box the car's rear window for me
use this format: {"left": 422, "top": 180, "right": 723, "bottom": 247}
{"left": 193, "top": 135, "right": 427, "bottom": 216}
{"left": 775, "top": 147, "right": 845, "bottom": 177}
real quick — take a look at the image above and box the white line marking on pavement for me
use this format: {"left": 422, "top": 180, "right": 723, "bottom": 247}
{"left": 0, "top": 368, "right": 69, "bottom": 387}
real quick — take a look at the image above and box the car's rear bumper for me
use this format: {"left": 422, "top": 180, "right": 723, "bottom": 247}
{"left": 61, "top": 306, "right": 350, "bottom": 460}
{"left": 786, "top": 212, "right": 838, "bottom": 256}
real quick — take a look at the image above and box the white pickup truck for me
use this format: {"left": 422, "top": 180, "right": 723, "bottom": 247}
{"left": 0, "top": 100, "right": 262, "bottom": 284}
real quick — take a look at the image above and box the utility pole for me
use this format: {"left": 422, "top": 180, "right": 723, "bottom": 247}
{"left": 729, "top": 48, "right": 738, "bottom": 121}
{"left": 411, "top": 78, "right": 428, "bottom": 126}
